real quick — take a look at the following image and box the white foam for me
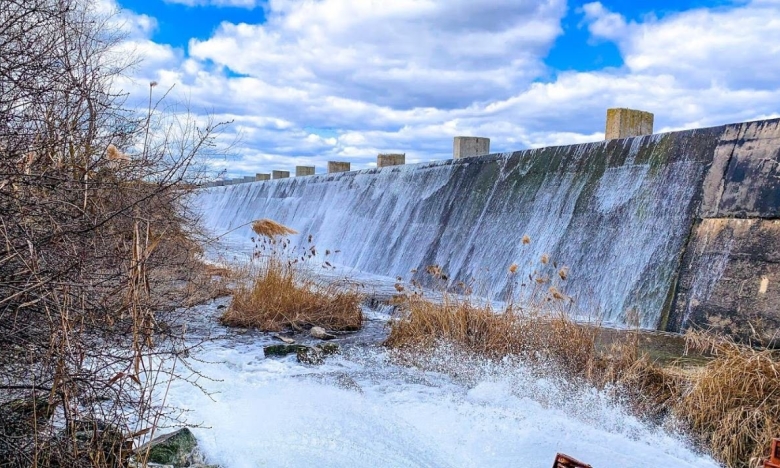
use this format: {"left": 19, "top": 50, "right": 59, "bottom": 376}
{"left": 165, "top": 336, "right": 718, "bottom": 468}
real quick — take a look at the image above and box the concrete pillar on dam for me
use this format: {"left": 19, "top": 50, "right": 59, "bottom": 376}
{"left": 605, "top": 108, "right": 654, "bottom": 140}
{"left": 255, "top": 173, "right": 270, "bottom": 181}
{"left": 272, "top": 170, "right": 290, "bottom": 179}
{"left": 296, "top": 166, "right": 315, "bottom": 176}
{"left": 453, "top": 137, "right": 490, "bottom": 159}
{"left": 328, "top": 161, "right": 351, "bottom": 173}
{"left": 377, "top": 153, "right": 405, "bottom": 168}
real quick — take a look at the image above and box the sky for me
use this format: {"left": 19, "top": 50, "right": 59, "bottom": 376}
{"left": 108, "top": 0, "right": 780, "bottom": 177}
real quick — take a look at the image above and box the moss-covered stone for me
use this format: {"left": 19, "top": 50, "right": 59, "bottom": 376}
{"left": 296, "top": 343, "right": 341, "bottom": 365}
{"left": 142, "top": 428, "right": 198, "bottom": 465}
{"left": 263, "top": 344, "right": 309, "bottom": 357}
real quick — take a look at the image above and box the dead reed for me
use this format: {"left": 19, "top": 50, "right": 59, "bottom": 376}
{"left": 221, "top": 256, "right": 362, "bottom": 331}
{"left": 222, "top": 219, "right": 362, "bottom": 332}
{"left": 678, "top": 332, "right": 780, "bottom": 468}
{"left": 385, "top": 293, "right": 599, "bottom": 379}
{"left": 252, "top": 219, "right": 298, "bottom": 238}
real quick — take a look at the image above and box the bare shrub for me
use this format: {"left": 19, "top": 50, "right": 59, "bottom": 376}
{"left": 0, "top": 0, "right": 228, "bottom": 465}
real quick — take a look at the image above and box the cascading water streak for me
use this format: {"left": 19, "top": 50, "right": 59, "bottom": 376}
{"left": 195, "top": 128, "right": 723, "bottom": 329}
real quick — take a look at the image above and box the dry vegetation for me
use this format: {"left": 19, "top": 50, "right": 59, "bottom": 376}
{"left": 220, "top": 219, "right": 363, "bottom": 332}
{"left": 0, "top": 0, "right": 229, "bottom": 465}
{"left": 386, "top": 259, "right": 780, "bottom": 468}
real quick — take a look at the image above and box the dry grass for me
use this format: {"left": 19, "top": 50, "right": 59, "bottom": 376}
{"left": 252, "top": 219, "right": 298, "bottom": 238}
{"left": 677, "top": 332, "right": 780, "bottom": 468}
{"left": 221, "top": 256, "right": 363, "bottom": 332}
{"left": 385, "top": 294, "right": 599, "bottom": 379}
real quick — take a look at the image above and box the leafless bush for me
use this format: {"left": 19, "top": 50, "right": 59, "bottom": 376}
{"left": 0, "top": 1, "right": 228, "bottom": 466}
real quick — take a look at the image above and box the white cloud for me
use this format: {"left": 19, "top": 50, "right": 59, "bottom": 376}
{"left": 582, "top": 1, "right": 780, "bottom": 89}
{"left": 110, "top": 0, "right": 780, "bottom": 177}
{"left": 581, "top": 2, "right": 628, "bottom": 41}
{"left": 163, "top": 0, "right": 262, "bottom": 7}
{"left": 189, "top": 0, "right": 566, "bottom": 109}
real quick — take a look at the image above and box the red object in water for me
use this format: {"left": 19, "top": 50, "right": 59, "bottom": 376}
{"left": 764, "top": 438, "right": 780, "bottom": 468}
{"left": 553, "top": 453, "right": 592, "bottom": 468}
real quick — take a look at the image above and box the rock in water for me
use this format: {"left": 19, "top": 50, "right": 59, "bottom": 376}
{"left": 134, "top": 428, "right": 205, "bottom": 467}
{"left": 296, "top": 347, "right": 323, "bottom": 365}
{"left": 296, "top": 343, "right": 341, "bottom": 365}
{"left": 264, "top": 344, "right": 309, "bottom": 357}
{"left": 272, "top": 334, "right": 296, "bottom": 344}
{"left": 310, "top": 326, "right": 336, "bottom": 340}
{"left": 318, "top": 343, "right": 340, "bottom": 356}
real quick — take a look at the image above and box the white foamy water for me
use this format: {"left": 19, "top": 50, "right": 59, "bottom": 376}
{"left": 164, "top": 302, "right": 719, "bottom": 468}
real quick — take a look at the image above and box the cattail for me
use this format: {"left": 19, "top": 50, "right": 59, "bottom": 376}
{"left": 150, "top": 81, "right": 158, "bottom": 88}
{"left": 394, "top": 283, "right": 405, "bottom": 292}
{"left": 509, "top": 263, "right": 518, "bottom": 274}
{"left": 541, "top": 253, "right": 549, "bottom": 264}
{"left": 558, "top": 267, "right": 569, "bottom": 280}
{"left": 549, "top": 287, "right": 565, "bottom": 300}
{"left": 522, "top": 235, "right": 531, "bottom": 245}
{"left": 251, "top": 219, "right": 297, "bottom": 238}
{"left": 106, "top": 144, "right": 130, "bottom": 162}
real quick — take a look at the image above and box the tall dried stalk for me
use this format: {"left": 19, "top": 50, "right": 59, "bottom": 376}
{"left": 0, "top": 1, "right": 229, "bottom": 465}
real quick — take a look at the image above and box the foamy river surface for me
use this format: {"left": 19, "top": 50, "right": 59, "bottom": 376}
{"left": 164, "top": 297, "right": 720, "bottom": 468}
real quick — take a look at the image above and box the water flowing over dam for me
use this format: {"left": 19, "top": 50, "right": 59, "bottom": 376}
{"left": 195, "top": 118, "right": 780, "bottom": 340}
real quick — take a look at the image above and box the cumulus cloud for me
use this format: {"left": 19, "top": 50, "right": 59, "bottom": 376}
{"left": 190, "top": 0, "right": 567, "bottom": 109}
{"left": 164, "top": 0, "right": 262, "bottom": 7}
{"left": 110, "top": 0, "right": 780, "bottom": 177}
{"left": 582, "top": 1, "right": 780, "bottom": 89}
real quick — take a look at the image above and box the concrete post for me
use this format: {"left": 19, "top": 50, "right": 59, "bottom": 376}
{"left": 242, "top": 176, "right": 255, "bottom": 183}
{"left": 255, "top": 173, "right": 270, "bottom": 181}
{"left": 214, "top": 180, "right": 224, "bottom": 186}
{"left": 453, "top": 137, "right": 490, "bottom": 159}
{"left": 295, "top": 166, "right": 315, "bottom": 177}
{"left": 377, "top": 153, "right": 405, "bottom": 168}
{"left": 328, "top": 161, "right": 350, "bottom": 173}
{"left": 605, "top": 108, "right": 654, "bottom": 140}
{"left": 272, "top": 170, "right": 290, "bottom": 179}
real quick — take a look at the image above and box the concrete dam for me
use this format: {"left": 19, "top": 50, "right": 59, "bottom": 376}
{"left": 195, "top": 117, "right": 780, "bottom": 343}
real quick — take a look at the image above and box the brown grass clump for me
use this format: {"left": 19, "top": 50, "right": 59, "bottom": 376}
{"left": 221, "top": 256, "right": 362, "bottom": 332}
{"left": 252, "top": 219, "right": 298, "bottom": 238}
{"left": 385, "top": 295, "right": 598, "bottom": 377}
{"left": 676, "top": 332, "right": 780, "bottom": 468}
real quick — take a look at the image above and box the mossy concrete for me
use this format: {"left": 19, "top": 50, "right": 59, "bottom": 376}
{"left": 196, "top": 117, "right": 780, "bottom": 342}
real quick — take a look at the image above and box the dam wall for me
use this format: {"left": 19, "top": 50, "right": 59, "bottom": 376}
{"left": 195, "top": 118, "right": 780, "bottom": 342}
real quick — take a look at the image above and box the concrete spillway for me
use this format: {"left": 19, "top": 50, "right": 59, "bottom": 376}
{"left": 195, "top": 118, "right": 780, "bottom": 342}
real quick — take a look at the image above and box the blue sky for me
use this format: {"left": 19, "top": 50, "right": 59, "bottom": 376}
{"left": 109, "top": 0, "right": 780, "bottom": 176}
